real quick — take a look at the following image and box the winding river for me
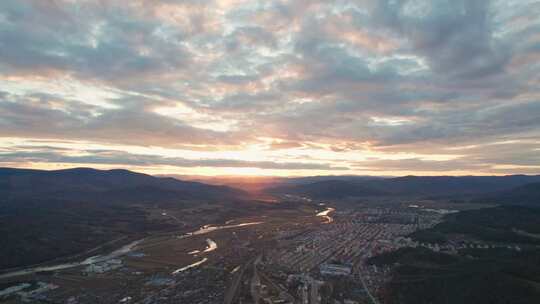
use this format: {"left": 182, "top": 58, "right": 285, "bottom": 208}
{"left": 1, "top": 221, "right": 264, "bottom": 279}
{"left": 179, "top": 221, "right": 263, "bottom": 238}
{"left": 171, "top": 258, "right": 208, "bottom": 274}
{"left": 317, "top": 207, "right": 335, "bottom": 224}
{"left": 0, "top": 239, "right": 144, "bottom": 280}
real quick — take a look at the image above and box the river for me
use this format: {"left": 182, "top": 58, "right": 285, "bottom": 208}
{"left": 203, "top": 238, "right": 218, "bottom": 253}
{"left": 171, "top": 258, "right": 208, "bottom": 274}
{"left": 317, "top": 207, "right": 335, "bottom": 224}
{"left": 179, "top": 221, "right": 263, "bottom": 238}
{"left": 1, "top": 221, "right": 263, "bottom": 280}
{"left": 0, "top": 239, "right": 144, "bottom": 280}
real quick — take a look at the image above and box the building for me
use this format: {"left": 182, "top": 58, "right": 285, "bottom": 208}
{"left": 319, "top": 263, "right": 352, "bottom": 276}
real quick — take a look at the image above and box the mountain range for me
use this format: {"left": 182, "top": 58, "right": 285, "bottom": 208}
{"left": 0, "top": 167, "right": 243, "bottom": 204}
{"left": 0, "top": 167, "right": 246, "bottom": 270}
{"left": 266, "top": 175, "right": 540, "bottom": 204}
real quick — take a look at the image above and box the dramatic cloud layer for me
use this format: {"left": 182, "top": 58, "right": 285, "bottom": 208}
{"left": 1, "top": 0, "right": 539, "bottom": 176}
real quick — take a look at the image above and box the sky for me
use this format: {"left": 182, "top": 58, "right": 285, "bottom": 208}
{"left": 0, "top": 0, "right": 539, "bottom": 176}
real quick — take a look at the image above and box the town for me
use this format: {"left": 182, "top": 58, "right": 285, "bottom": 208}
{"left": 1, "top": 197, "right": 534, "bottom": 304}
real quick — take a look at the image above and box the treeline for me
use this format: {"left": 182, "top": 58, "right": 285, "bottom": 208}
{"left": 0, "top": 199, "right": 173, "bottom": 269}
{"left": 368, "top": 247, "right": 540, "bottom": 304}
{"left": 367, "top": 206, "right": 540, "bottom": 303}
{"left": 411, "top": 206, "right": 540, "bottom": 245}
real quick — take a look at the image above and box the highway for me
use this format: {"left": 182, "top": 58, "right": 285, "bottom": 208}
{"left": 250, "top": 256, "right": 262, "bottom": 304}
{"left": 223, "top": 257, "right": 254, "bottom": 304}
{"left": 357, "top": 271, "right": 380, "bottom": 304}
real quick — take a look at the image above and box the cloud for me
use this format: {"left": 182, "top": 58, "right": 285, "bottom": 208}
{"left": 0, "top": 0, "right": 539, "bottom": 175}
{"left": 0, "top": 148, "right": 348, "bottom": 171}
{"left": 0, "top": 92, "right": 248, "bottom": 147}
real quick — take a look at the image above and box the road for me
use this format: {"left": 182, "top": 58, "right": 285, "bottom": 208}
{"left": 223, "top": 257, "right": 254, "bottom": 304}
{"left": 161, "top": 210, "right": 187, "bottom": 226}
{"left": 357, "top": 270, "right": 380, "bottom": 304}
{"left": 250, "top": 257, "right": 262, "bottom": 304}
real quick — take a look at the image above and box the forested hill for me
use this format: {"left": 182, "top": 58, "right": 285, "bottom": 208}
{"left": 0, "top": 167, "right": 244, "bottom": 203}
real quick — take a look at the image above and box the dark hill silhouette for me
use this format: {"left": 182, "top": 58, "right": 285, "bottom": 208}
{"left": 267, "top": 179, "right": 386, "bottom": 199}
{"left": 0, "top": 167, "right": 244, "bottom": 203}
{"left": 0, "top": 167, "right": 248, "bottom": 270}
{"left": 365, "top": 175, "right": 540, "bottom": 196}
{"left": 266, "top": 175, "right": 540, "bottom": 199}
{"left": 476, "top": 182, "right": 540, "bottom": 205}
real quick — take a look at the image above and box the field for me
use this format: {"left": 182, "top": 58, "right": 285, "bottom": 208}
{"left": 0, "top": 203, "right": 325, "bottom": 303}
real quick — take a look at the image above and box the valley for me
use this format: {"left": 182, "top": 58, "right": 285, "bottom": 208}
{"left": 1, "top": 169, "right": 540, "bottom": 304}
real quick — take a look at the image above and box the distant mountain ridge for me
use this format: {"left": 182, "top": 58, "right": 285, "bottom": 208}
{"left": 267, "top": 179, "right": 385, "bottom": 199}
{"left": 0, "top": 167, "right": 247, "bottom": 269}
{"left": 0, "top": 167, "right": 244, "bottom": 203}
{"left": 160, "top": 174, "right": 384, "bottom": 193}
{"left": 266, "top": 175, "right": 540, "bottom": 202}
{"left": 365, "top": 175, "right": 540, "bottom": 196}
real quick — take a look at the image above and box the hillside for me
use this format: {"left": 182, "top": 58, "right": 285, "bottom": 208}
{"left": 266, "top": 179, "right": 385, "bottom": 199}
{"left": 0, "top": 167, "right": 247, "bottom": 270}
{"left": 475, "top": 182, "right": 540, "bottom": 205}
{"left": 366, "top": 175, "right": 540, "bottom": 196}
{"left": 411, "top": 206, "right": 540, "bottom": 245}
{"left": 369, "top": 206, "right": 540, "bottom": 304}
{"left": 368, "top": 247, "right": 540, "bottom": 304}
{"left": 265, "top": 175, "right": 540, "bottom": 199}
{"left": 0, "top": 167, "right": 243, "bottom": 203}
